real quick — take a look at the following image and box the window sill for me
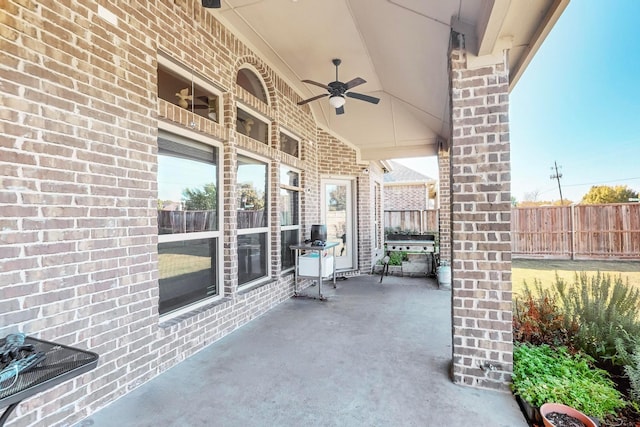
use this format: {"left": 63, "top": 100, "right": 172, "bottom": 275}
{"left": 237, "top": 278, "right": 276, "bottom": 296}
{"left": 158, "top": 297, "right": 232, "bottom": 328}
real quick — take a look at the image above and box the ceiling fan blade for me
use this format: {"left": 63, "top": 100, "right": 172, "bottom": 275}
{"left": 336, "top": 105, "right": 345, "bottom": 115}
{"left": 297, "top": 93, "right": 328, "bottom": 106}
{"left": 344, "top": 77, "right": 366, "bottom": 90}
{"left": 302, "top": 79, "right": 330, "bottom": 90}
{"left": 346, "top": 91, "right": 380, "bottom": 104}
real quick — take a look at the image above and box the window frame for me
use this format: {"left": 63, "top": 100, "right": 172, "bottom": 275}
{"left": 157, "top": 124, "right": 224, "bottom": 320}
{"left": 236, "top": 150, "right": 271, "bottom": 287}
{"left": 279, "top": 164, "right": 302, "bottom": 273}
{"left": 158, "top": 54, "right": 223, "bottom": 124}
{"left": 236, "top": 102, "right": 270, "bottom": 145}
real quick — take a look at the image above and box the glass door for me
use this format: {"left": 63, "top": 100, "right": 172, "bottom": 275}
{"left": 321, "top": 179, "right": 355, "bottom": 271}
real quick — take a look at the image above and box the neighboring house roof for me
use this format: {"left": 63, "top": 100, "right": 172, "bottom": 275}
{"left": 383, "top": 161, "right": 434, "bottom": 184}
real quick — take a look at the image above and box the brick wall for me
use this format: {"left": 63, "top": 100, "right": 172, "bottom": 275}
{"left": 0, "top": 1, "right": 375, "bottom": 425}
{"left": 384, "top": 184, "right": 429, "bottom": 211}
{"left": 449, "top": 40, "right": 513, "bottom": 391}
{"left": 316, "top": 129, "right": 374, "bottom": 274}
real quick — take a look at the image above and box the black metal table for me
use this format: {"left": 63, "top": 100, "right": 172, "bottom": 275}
{"left": 0, "top": 336, "right": 99, "bottom": 426}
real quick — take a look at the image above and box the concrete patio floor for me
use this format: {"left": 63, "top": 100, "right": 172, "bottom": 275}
{"left": 78, "top": 274, "right": 527, "bottom": 427}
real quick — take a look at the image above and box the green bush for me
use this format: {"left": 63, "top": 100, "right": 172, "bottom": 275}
{"left": 513, "top": 279, "right": 576, "bottom": 347}
{"left": 554, "top": 272, "right": 640, "bottom": 366}
{"left": 512, "top": 343, "right": 625, "bottom": 418}
{"left": 387, "top": 251, "right": 407, "bottom": 266}
{"left": 621, "top": 339, "right": 640, "bottom": 405}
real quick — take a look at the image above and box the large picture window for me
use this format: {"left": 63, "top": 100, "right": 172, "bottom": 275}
{"left": 280, "top": 166, "right": 301, "bottom": 271}
{"left": 157, "top": 132, "right": 220, "bottom": 316}
{"left": 237, "top": 155, "right": 269, "bottom": 285}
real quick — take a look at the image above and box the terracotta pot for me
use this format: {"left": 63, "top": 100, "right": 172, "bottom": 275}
{"left": 540, "top": 403, "right": 597, "bottom": 427}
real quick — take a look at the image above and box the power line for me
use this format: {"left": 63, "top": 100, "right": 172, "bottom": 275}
{"left": 562, "top": 176, "right": 640, "bottom": 187}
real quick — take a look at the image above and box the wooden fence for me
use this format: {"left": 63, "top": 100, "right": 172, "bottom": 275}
{"left": 511, "top": 203, "right": 640, "bottom": 260}
{"left": 384, "top": 210, "right": 438, "bottom": 234}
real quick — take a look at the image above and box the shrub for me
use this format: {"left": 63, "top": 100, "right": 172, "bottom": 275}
{"left": 388, "top": 251, "right": 407, "bottom": 265}
{"left": 554, "top": 272, "right": 640, "bottom": 366}
{"left": 626, "top": 354, "right": 640, "bottom": 405}
{"left": 513, "top": 279, "right": 576, "bottom": 347}
{"left": 512, "top": 343, "right": 625, "bottom": 418}
{"left": 621, "top": 339, "right": 640, "bottom": 405}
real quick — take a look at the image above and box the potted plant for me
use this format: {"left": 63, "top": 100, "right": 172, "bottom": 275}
{"left": 540, "top": 403, "right": 596, "bottom": 427}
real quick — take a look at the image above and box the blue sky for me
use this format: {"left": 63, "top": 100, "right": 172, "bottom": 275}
{"left": 397, "top": 0, "right": 640, "bottom": 203}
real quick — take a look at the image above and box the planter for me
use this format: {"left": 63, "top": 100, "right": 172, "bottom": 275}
{"left": 540, "top": 403, "right": 597, "bottom": 427}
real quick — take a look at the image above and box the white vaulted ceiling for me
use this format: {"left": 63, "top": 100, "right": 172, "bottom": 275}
{"left": 211, "top": 0, "right": 568, "bottom": 161}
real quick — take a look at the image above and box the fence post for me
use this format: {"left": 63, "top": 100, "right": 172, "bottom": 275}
{"left": 570, "top": 204, "right": 575, "bottom": 260}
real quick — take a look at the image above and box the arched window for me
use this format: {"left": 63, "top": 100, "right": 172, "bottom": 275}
{"left": 236, "top": 68, "right": 267, "bottom": 103}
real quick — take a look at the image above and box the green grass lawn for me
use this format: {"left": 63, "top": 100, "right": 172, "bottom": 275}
{"left": 512, "top": 259, "right": 640, "bottom": 296}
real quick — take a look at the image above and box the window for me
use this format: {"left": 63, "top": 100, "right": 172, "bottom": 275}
{"left": 237, "top": 155, "right": 269, "bottom": 286}
{"left": 280, "top": 166, "right": 301, "bottom": 271}
{"left": 157, "top": 63, "right": 220, "bottom": 123}
{"left": 157, "top": 132, "right": 220, "bottom": 316}
{"left": 236, "top": 67, "right": 267, "bottom": 103}
{"left": 236, "top": 108, "right": 269, "bottom": 144}
{"left": 280, "top": 131, "right": 299, "bottom": 158}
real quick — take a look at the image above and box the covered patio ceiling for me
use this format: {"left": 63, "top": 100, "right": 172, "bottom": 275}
{"left": 211, "top": 0, "right": 568, "bottom": 161}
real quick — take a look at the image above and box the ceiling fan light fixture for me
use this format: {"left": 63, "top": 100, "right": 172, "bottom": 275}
{"left": 329, "top": 95, "right": 345, "bottom": 109}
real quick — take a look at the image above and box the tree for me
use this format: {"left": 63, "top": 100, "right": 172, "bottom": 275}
{"left": 329, "top": 186, "right": 346, "bottom": 211}
{"left": 182, "top": 183, "right": 217, "bottom": 210}
{"left": 238, "top": 183, "right": 265, "bottom": 210}
{"left": 581, "top": 185, "right": 638, "bottom": 205}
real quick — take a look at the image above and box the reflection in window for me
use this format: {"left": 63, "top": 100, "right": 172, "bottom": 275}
{"left": 158, "top": 239, "right": 217, "bottom": 315}
{"left": 236, "top": 68, "right": 267, "bottom": 103}
{"left": 158, "top": 138, "right": 218, "bottom": 234}
{"left": 157, "top": 133, "right": 220, "bottom": 315}
{"left": 280, "top": 132, "right": 299, "bottom": 157}
{"left": 281, "top": 229, "right": 299, "bottom": 270}
{"left": 326, "top": 184, "right": 348, "bottom": 258}
{"left": 157, "top": 65, "right": 219, "bottom": 122}
{"left": 237, "top": 155, "right": 269, "bottom": 286}
{"left": 236, "top": 108, "right": 268, "bottom": 144}
{"left": 237, "top": 233, "right": 267, "bottom": 285}
{"left": 280, "top": 166, "right": 301, "bottom": 271}
{"left": 237, "top": 156, "right": 267, "bottom": 229}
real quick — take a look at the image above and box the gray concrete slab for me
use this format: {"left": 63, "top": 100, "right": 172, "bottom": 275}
{"left": 78, "top": 275, "right": 527, "bottom": 427}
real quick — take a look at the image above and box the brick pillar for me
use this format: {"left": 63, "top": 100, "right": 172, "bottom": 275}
{"left": 449, "top": 35, "right": 513, "bottom": 391}
{"left": 223, "top": 92, "right": 239, "bottom": 297}
{"left": 437, "top": 146, "right": 451, "bottom": 267}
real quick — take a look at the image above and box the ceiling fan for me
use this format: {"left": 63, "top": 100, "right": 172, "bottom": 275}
{"left": 298, "top": 59, "right": 380, "bottom": 115}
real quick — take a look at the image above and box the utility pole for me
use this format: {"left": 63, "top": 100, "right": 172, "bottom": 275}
{"left": 550, "top": 161, "right": 564, "bottom": 205}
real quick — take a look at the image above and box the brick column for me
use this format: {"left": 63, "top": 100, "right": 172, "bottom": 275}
{"left": 449, "top": 35, "right": 513, "bottom": 391}
{"left": 437, "top": 145, "right": 451, "bottom": 267}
